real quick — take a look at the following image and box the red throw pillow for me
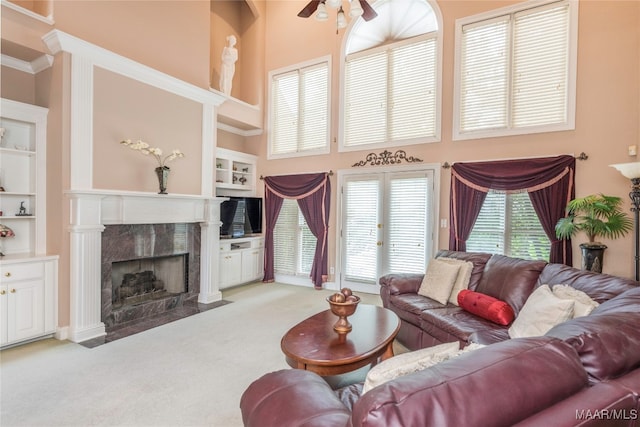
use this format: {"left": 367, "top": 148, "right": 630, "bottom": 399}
{"left": 458, "top": 289, "right": 515, "bottom": 326}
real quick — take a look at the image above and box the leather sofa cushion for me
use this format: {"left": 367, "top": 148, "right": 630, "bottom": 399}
{"left": 379, "top": 273, "right": 424, "bottom": 295}
{"left": 546, "top": 311, "right": 640, "bottom": 383}
{"left": 351, "top": 337, "right": 588, "bottom": 427}
{"left": 240, "top": 369, "right": 351, "bottom": 427}
{"left": 388, "top": 293, "right": 445, "bottom": 324}
{"left": 475, "top": 254, "right": 546, "bottom": 315}
{"left": 513, "top": 380, "right": 638, "bottom": 427}
{"left": 469, "top": 328, "right": 510, "bottom": 345}
{"left": 419, "top": 307, "right": 508, "bottom": 344}
{"left": 592, "top": 286, "right": 640, "bottom": 315}
{"left": 436, "top": 250, "right": 492, "bottom": 291}
{"left": 537, "top": 263, "right": 637, "bottom": 303}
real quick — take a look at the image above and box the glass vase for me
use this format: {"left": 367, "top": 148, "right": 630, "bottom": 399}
{"left": 155, "top": 166, "right": 170, "bottom": 194}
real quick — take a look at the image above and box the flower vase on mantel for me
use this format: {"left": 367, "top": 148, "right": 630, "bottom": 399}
{"left": 155, "top": 166, "right": 170, "bottom": 194}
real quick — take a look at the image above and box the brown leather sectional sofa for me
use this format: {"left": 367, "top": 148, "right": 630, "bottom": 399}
{"left": 240, "top": 251, "right": 640, "bottom": 426}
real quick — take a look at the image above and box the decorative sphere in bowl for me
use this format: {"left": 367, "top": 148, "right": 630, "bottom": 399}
{"left": 327, "top": 294, "right": 360, "bottom": 333}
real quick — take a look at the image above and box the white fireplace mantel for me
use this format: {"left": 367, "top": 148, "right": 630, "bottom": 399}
{"left": 66, "top": 190, "right": 227, "bottom": 343}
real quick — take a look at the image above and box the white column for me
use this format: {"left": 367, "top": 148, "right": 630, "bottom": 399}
{"left": 198, "top": 198, "right": 224, "bottom": 304}
{"left": 67, "top": 194, "right": 106, "bottom": 342}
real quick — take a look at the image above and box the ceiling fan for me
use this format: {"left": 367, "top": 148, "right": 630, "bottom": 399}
{"left": 298, "top": 0, "right": 378, "bottom": 22}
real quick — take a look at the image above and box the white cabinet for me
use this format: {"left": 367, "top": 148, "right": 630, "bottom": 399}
{"left": 0, "top": 99, "right": 58, "bottom": 348}
{"left": 219, "top": 237, "right": 264, "bottom": 289}
{"left": 0, "top": 257, "right": 57, "bottom": 348}
{"left": 219, "top": 250, "right": 242, "bottom": 288}
{"left": 215, "top": 147, "right": 257, "bottom": 195}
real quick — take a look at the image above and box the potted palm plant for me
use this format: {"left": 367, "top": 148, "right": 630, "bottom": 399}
{"left": 556, "top": 194, "right": 633, "bottom": 272}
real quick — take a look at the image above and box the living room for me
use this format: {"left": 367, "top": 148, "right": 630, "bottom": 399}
{"left": 0, "top": 0, "right": 639, "bottom": 425}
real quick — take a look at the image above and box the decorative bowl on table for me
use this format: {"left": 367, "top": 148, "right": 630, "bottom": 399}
{"left": 327, "top": 289, "right": 360, "bottom": 333}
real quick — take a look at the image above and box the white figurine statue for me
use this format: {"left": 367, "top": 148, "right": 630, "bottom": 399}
{"left": 219, "top": 35, "right": 238, "bottom": 96}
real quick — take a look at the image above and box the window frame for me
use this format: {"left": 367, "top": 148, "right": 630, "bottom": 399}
{"left": 267, "top": 55, "right": 332, "bottom": 160}
{"left": 339, "top": 15, "right": 443, "bottom": 153}
{"left": 452, "top": 0, "right": 579, "bottom": 141}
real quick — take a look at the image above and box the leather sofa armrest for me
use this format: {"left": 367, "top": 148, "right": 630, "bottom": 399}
{"left": 240, "top": 369, "right": 350, "bottom": 427}
{"left": 379, "top": 273, "right": 424, "bottom": 295}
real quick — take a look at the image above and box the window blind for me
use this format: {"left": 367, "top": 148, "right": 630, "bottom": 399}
{"left": 274, "top": 199, "right": 316, "bottom": 276}
{"left": 460, "top": 17, "right": 509, "bottom": 132}
{"left": 458, "top": 1, "right": 573, "bottom": 135}
{"left": 344, "top": 36, "right": 437, "bottom": 147}
{"left": 271, "top": 61, "right": 329, "bottom": 156}
{"left": 467, "top": 191, "right": 550, "bottom": 260}
{"left": 274, "top": 199, "right": 298, "bottom": 274}
{"left": 343, "top": 179, "right": 380, "bottom": 282}
{"left": 387, "top": 174, "right": 430, "bottom": 274}
{"left": 512, "top": 4, "right": 570, "bottom": 128}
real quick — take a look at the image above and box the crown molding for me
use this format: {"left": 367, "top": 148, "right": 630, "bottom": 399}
{"left": 1, "top": 53, "right": 53, "bottom": 74}
{"left": 42, "top": 30, "right": 226, "bottom": 107}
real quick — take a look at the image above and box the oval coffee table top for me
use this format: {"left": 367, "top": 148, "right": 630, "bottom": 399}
{"left": 281, "top": 304, "right": 400, "bottom": 368}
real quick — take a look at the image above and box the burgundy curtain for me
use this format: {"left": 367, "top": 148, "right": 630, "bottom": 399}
{"left": 449, "top": 155, "right": 575, "bottom": 265}
{"left": 263, "top": 173, "right": 331, "bottom": 288}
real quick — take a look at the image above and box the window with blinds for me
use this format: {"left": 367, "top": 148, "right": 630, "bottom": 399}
{"left": 466, "top": 191, "right": 550, "bottom": 261}
{"left": 269, "top": 58, "right": 330, "bottom": 158}
{"left": 454, "top": 0, "right": 577, "bottom": 140}
{"left": 273, "top": 199, "right": 316, "bottom": 276}
{"left": 343, "top": 34, "right": 439, "bottom": 150}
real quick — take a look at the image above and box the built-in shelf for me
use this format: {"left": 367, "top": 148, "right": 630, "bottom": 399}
{"left": 215, "top": 147, "right": 257, "bottom": 196}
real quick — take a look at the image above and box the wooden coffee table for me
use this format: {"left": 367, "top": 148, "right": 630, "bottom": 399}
{"left": 280, "top": 304, "right": 400, "bottom": 376}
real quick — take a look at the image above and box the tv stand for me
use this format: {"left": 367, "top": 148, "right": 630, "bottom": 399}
{"left": 219, "top": 236, "right": 264, "bottom": 289}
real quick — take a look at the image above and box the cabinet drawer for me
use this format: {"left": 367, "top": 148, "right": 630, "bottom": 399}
{"left": 1, "top": 262, "right": 44, "bottom": 283}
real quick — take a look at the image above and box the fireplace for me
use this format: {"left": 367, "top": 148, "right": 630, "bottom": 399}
{"left": 101, "top": 223, "right": 200, "bottom": 328}
{"left": 111, "top": 254, "right": 188, "bottom": 308}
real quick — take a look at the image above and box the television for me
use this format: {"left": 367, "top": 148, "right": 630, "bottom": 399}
{"left": 220, "top": 197, "right": 263, "bottom": 238}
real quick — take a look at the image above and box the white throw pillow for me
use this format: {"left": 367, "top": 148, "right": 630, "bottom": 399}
{"left": 418, "top": 258, "right": 461, "bottom": 305}
{"left": 362, "top": 342, "right": 460, "bottom": 394}
{"left": 439, "top": 257, "right": 474, "bottom": 306}
{"left": 508, "top": 285, "right": 575, "bottom": 338}
{"left": 551, "top": 284, "right": 599, "bottom": 318}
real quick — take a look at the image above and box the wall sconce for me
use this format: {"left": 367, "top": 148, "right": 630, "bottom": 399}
{"left": 610, "top": 162, "right": 640, "bottom": 281}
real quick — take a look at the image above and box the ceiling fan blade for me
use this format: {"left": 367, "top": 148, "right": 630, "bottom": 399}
{"left": 298, "top": 0, "right": 321, "bottom": 18}
{"left": 359, "top": 0, "right": 378, "bottom": 21}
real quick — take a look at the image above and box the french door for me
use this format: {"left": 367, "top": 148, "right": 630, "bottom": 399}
{"left": 339, "top": 168, "right": 436, "bottom": 293}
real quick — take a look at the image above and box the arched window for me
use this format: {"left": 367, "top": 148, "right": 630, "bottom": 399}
{"left": 341, "top": 0, "right": 442, "bottom": 151}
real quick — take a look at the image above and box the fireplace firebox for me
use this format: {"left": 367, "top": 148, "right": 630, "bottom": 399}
{"left": 101, "top": 223, "right": 201, "bottom": 328}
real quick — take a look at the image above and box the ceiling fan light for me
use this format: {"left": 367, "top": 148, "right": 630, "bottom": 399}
{"left": 315, "top": 2, "right": 329, "bottom": 21}
{"left": 337, "top": 7, "right": 348, "bottom": 28}
{"left": 349, "top": 0, "right": 363, "bottom": 17}
{"left": 327, "top": 0, "right": 342, "bottom": 9}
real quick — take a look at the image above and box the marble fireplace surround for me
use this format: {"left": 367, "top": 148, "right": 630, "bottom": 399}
{"left": 102, "top": 223, "right": 200, "bottom": 329}
{"left": 67, "top": 190, "right": 225, "bottom": 343}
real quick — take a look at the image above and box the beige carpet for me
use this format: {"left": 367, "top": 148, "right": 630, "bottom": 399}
{"left": 0, "top": 282, "right": 387, "bottom": 427}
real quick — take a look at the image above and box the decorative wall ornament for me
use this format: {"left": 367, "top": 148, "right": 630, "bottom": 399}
{"left": 352, "top": 150, "right": 423, "bottom": 167}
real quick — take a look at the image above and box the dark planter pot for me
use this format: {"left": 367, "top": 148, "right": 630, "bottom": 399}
{"left": 580, "top": 243, "right": 607, "bottom": 273}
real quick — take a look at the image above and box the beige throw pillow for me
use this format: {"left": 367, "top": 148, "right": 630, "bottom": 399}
{"left": 439, "top": 257, "right": 474, "bottom": 306}
{"left": 418, "top": 258, "right": 461, "bottom": 305}
{"left": 508, "top": 285, "right": 575, "bottom": 338}
{"left": 552, "top": 284, "right": 599, "bottom": 318}
{"left": 362, "top": 342, "right": 460, "bottom": 394}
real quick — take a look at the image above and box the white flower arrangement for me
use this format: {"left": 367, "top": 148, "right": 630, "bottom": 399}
{"left": 120, "top": 139, "right": 185, "bottom": 168}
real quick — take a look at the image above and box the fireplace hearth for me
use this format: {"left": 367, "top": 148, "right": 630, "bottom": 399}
{"left": 102, "top": 224, "right": 200, "bottom": 328}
